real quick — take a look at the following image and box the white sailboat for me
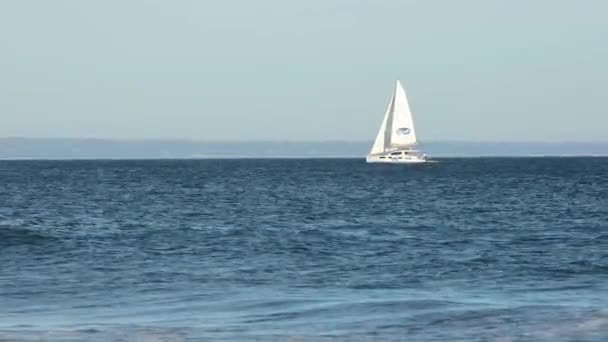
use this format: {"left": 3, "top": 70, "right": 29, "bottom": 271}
{"left": 366, "top": 80, "right": 428, "bottom": 164}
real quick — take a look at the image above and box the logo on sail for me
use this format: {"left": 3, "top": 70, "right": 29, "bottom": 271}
{"left": 396, "top": 128, "right": 411, "bottom": 135}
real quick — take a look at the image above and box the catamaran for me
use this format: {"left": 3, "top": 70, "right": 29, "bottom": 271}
{"left": 366, "top": 80, "right": 428, "bottom": 164}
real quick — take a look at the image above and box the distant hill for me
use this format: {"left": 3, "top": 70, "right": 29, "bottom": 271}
{"left": 1, "top": 137, "right": 608, "bottom": 159}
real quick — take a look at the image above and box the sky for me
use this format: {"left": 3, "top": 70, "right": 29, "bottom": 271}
{"left": 0, "top": 0, "right": 607, "bottom": 142}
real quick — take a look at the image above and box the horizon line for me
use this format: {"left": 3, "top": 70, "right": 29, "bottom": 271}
{"left": 3, "top": 136, "right": 608, "bottom": 144}
{"left": 2, "top": 155, "right": 608, "bottom": 162}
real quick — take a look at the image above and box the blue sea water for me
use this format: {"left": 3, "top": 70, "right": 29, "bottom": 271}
{"left": 1, "top": 158, "right": 607, "bottom": 341}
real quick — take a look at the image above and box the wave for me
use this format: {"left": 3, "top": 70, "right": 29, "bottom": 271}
{"left": 0, "top": 223, "right": 56, "bottom": 247}
{"left": 2, "top": 309, "right": 606, "bottom": 342}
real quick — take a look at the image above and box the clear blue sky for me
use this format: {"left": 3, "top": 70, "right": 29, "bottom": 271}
{"left": 1, "top": 0, "right": 606, "bottom": 141}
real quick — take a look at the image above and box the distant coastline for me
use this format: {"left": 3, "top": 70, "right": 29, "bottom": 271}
{"left": 1, "top": 137, "right": 608, "bottom": 159}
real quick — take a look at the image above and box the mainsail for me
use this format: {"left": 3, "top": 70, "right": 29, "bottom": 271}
{"left": 369, "top": 80, "right": 417, "bottom": 155}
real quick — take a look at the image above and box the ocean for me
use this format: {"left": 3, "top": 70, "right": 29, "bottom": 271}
{"left": 1, "top": 158, "right": 607, "bottom": 341}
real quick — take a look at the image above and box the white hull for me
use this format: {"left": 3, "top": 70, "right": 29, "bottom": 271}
{"left": 366, "top": 151, "right": 427, "bottom": 164}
